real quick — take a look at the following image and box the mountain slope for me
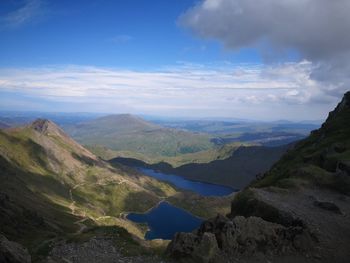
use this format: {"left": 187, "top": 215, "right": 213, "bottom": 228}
{"left": 0, "top": 119, "right": 175, "bottom": 259}
{"left": 0, "top": 119, "right": 233, "bottom": 261}
{"left": 113, "top": 144, "right": 288, "bottom": 189}
{"left": 167, "top": 92, "right": 350, "bottom": 263}
{"left": 63, "top": 114, "right": 214, "bottom": 160}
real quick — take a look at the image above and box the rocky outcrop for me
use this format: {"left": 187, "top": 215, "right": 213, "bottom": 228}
{"left": 167, "top": 214, "right": 314, "bottom": 262}
{"left": 168, "top": 232, "right": 218, "bottom": 263}
{"left": 47, "top": 237, "right": 164, "bottom": 263}
{"left": 0, "top": 235, "right": 31, "bottom": 263}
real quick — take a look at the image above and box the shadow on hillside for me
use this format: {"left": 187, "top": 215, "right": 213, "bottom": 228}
{"left": 0, "top": 155, "right": 82, "bottom": 243}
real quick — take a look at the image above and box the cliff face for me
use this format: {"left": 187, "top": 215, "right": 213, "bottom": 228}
{"left": 167, "top": 92, "right": 350, "bottom": 263}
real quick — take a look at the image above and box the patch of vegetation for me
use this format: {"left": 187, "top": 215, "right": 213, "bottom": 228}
{"left": 64, "top": 114, "right": 215, "bottom": 161}
{"left": 166, "top": 192, "right": 232, "bottom": 219}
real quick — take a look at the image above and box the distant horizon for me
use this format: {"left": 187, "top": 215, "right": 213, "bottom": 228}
{"left": 0, "top": 109, "right": 325, "bottom": 124}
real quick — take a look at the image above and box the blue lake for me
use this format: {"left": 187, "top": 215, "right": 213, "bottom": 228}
{"left": 136, "top": 167, "right": 235, "bottom": 196}
{"left": 127, "top": 201, "right": 203, "bottom": 240}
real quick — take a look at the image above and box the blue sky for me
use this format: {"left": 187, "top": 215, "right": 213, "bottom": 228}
{"left": 0, "top": 0, "right": 349, "bottom": 120}
{"left": 1, "top": 0, "right": 260, "bottom": 68}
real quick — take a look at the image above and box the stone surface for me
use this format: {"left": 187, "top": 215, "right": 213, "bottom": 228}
{"left": 313, "top": 200, "right": 342, "bottom": 214}
{"left": 48, "top": 237, "right": 166, "bottom": 263}
{"left": 167, "top": 213, "right": 314, "bottom": 263}
{"left": 0, "top": 234, "right": 31, "bottom": 263}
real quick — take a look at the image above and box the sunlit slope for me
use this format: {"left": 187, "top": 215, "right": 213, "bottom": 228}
{"left": 0, "top": 118, "right": 232, "bottom": 257}
{"left": 64, "top": 114, "right": 214, "bottom": 159}
{"left": 0, "top": 119, "right": 180, "bottom": 254}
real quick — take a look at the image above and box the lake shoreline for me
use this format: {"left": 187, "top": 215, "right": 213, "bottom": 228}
{"left": 126, "top": 201, "right": 204, "bottom": 240}
{"left": 135, "top": 167, "right": 237, "bottom": 197}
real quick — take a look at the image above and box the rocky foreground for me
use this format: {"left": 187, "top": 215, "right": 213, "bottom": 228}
{"left": 46, "top": 237, "right": 167, "bottom": 263}
{"left": 167, "top": 187, "right": 350, "bottom": 263}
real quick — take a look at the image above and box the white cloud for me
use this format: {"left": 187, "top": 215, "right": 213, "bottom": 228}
{"left": 0, "top": 0, "right": 45, "bottom": 29}
{"left": 0, "top": 63, "right": 339, "bottom": 120}
{"left": 180, "top": 0, "right": 350, "bottom": 99}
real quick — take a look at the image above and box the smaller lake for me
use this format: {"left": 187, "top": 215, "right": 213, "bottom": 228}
{"left": 127, "top": 201, "right": 203, "bottom": 240}
{"left": 137, "top": 167, "right": 234, "bottom": 196}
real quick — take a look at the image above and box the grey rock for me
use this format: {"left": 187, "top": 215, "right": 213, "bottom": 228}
{"left": 313, "top": 200, "right": 342, "bottom": 214}
{"left": 167, "top": 214, "right": 313, "bottom": 262}
{"left": 0, "top": 234, "right": 31, "bottom": 263}
{"left": 167, "top": 232, "right": 218, "bottom": 263}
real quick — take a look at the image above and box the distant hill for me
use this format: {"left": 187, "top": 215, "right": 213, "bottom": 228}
{"left": 64, "top": 114, "right": 214, "bottom": 159}
{"left": 152, "top": 119, "right": 320, "bottom": 135}
{"left": 0, "top": 112, "right": 103, "bottom": 128}
{"left": 112, "top": 144, "right": 288, "bottom": 189}
{"left": 0, "top": 121, "right": 9, "bottom": 129}
{"left": 211, "top": 131, "right": 306, "bottom": 147}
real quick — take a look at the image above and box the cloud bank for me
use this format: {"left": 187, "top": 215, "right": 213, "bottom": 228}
{"left": 0, "top": 63, "right": 338, "bottom": 120}
{"left": 180, "top": 0, "right": 350, "bottom": 98}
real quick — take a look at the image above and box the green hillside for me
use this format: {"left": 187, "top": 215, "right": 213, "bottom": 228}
{"left": 63, "top": 114, "right": 215, "bottom": 160}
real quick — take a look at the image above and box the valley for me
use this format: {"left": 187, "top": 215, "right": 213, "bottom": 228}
{"left": 2, "top": 1, "right": 349, "bottom": 262}
{"left": 1, "top": 94, "right": 349, "bottom": 263}
{"left": 0, "top": 117, "right": 237, "bottom": 262}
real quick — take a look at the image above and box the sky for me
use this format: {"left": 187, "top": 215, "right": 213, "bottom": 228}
{"left": 0, "top": 0, "right": 349, "bottom": 121}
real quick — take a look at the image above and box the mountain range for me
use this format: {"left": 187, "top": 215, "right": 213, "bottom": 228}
{"left": 1, "top": 92, "right": 349, "bottom": 262}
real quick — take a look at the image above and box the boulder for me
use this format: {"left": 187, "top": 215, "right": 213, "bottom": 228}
{"left": 167, "top": 214, "right": 313, "bottom": 262}
{"left": 167, "top": 232, "right": 219, "bottom": 263}
{"left": 0, "top": 235, "right": 31, "bottom": 263}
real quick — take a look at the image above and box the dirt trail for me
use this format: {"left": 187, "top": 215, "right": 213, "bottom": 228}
{"left": 68, "top": 179, "right": 128, "bottom": 235}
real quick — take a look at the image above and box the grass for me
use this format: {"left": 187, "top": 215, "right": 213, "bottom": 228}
{"left": 89, "top": 141, "right": 249, "bottom": 167}
{"left": 166, "top": 192, "right": 233, "bottom": 219}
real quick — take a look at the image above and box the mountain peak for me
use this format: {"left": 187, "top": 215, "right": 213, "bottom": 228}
{"left": 30, "top": 119, "right": 57, "bottom": 133}
{"left": 79, "top": 114, "right": 159, "bottom": 132}
{"left": 29, "top": 119, "right": 69, "bottom": 139}
{"left": 102, "top": 114, "right": 147, "bottom": 123}
{"left": 328, "top": 91, "right": 349, "bottom": 117}
{"left": 320, "top": 91, "right": 350, "bottom": 132}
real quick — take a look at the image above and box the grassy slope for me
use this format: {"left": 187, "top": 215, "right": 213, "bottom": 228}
{"left": 104, "top": 141, "right": 250, "bottom": 167}
{"left": 64, "top": 114, "right": 214, "bottom": 160}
